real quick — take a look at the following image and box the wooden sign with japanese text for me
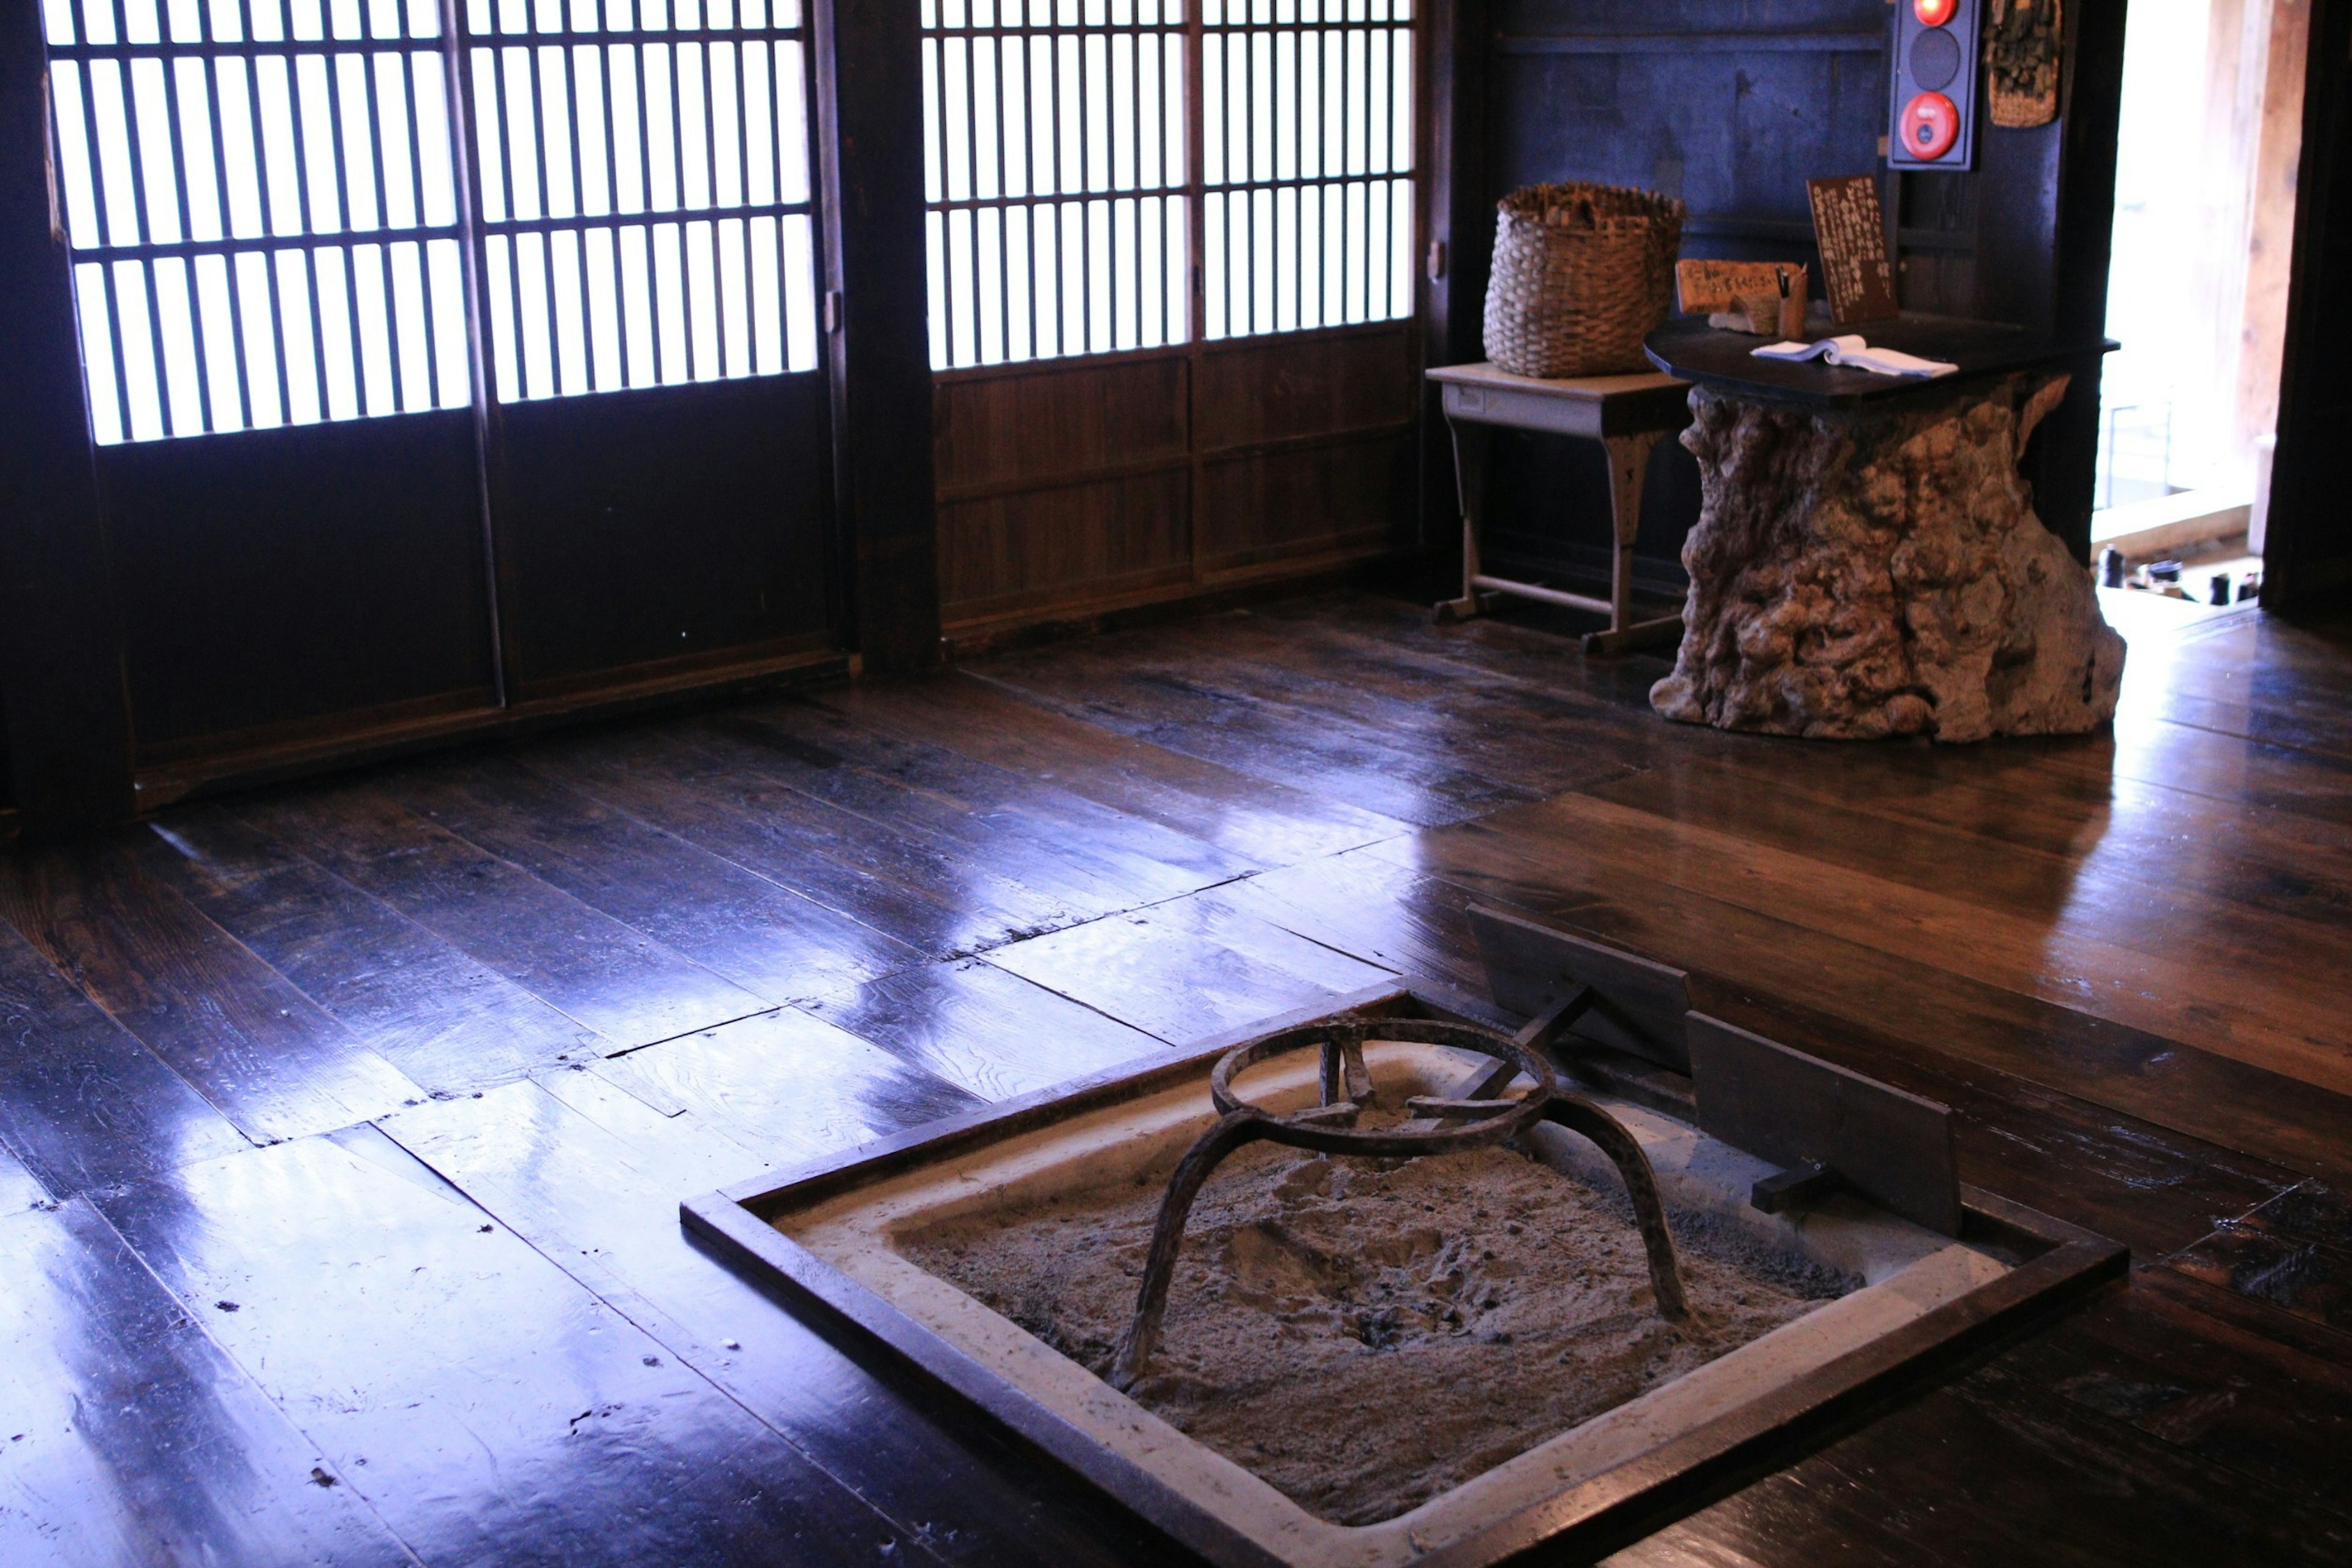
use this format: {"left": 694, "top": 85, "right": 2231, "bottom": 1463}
{"left": 1806, "top": 176, "right": 1899, "bottom": 324}
{"left": 1673, "top": 259, "right": 1805, "bottom": 316}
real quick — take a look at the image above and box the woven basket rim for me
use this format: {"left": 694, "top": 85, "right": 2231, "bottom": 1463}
{"left": 1496, "top": 180, "right": 1686, "bottom": 222}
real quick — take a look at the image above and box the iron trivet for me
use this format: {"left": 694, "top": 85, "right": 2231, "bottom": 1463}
{"left": 1111, "top": 1008, "right": 1688, "bottom": 1389}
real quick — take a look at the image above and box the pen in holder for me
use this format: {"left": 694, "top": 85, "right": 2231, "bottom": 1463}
{"left": 1776, "top": 266, "right": 1809, "bottom": 339}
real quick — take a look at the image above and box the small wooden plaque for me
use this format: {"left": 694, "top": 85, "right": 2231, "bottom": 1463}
{"left": 1806, "top": 175, "right": 1899, "bottom": 324}
{"left": 1687, "top": 1013, "right": 1962, "bottom": 1235}
{"left": 1673, "top": 259, "right": 1804, "bottom": 316}
{"left": 1986, "top": 0, "right": 2063, "bottom": 128}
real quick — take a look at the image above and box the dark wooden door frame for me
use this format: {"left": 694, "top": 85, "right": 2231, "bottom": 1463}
{"left": 2263, "top": 0, "right": 2351, "bottom": 612}
{"left": 0, "top": 1, "right": 132, "bottom": 830}
{"left": 815, "top": 0, "right": 944, "bottom": 676}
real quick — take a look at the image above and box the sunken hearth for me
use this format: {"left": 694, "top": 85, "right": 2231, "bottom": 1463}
{"left": 901, "top": 1035, "right": 1858, "bottom": 1526}
{"left": 687, "top": 910, "right": 2125, "bottom": 1568}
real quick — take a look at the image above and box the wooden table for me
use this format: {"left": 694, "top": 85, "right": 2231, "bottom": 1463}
{"left": 1641, "top": 313, "right": 2111, "bottom": 406}
{"left": 1638, "top": 315, "right": 2124, "bottom": 741}
{"left": 1427, "top": 361, "right": 1693, "bottom": 656}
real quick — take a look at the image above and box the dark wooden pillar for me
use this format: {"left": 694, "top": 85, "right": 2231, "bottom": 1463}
{"left": 2014, "top": 0, "right": 2129, "bottom": 566}
{"left": 815, "top": 0, "right": 942, "bottom": 674}
{"left": 1424, "top": 0, "right": 1493, "bottom": 375}
{"left": 0, "top": 11, "right": 133, "bottom": 827}
{"left": 1419, "top": 0, "right": 1490, "bottom": 576}
{"left": 2264, "top": 0, "right": 2352, "bottom": 611}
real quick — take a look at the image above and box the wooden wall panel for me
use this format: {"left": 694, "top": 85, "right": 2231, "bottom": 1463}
{"left": 938, "top": 471, "right": 1192, "bottom": 620}
{"left": 1896, "top": 173, "right": 1980, "bottom": 317}
{"left": 1488, "top": 1, "right": 1888, "bottom": 271}
{"left": 936, "top": 325, "right": 1423, "bottom": 633}
{"left": 102, "top": 412, "right": 498, "bottom": 752}
{"left": 1196, "top": 431, "right": 1414, "bottom": 573}
{"left": 490, "top": 374, "right": 837, "bottom": 698}
{"left": 935, "top": 358, "right": 1189, "bottom": 493}
{"left": 1194, "top": 328, "right": 1419, "bottom": 452}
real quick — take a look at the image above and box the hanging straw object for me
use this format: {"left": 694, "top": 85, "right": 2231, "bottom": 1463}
{"left": 1483, "top": 182, "right": 1686, "bottom": 378}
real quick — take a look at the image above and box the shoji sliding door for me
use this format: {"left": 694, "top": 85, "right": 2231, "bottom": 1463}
{"left": 461, "top": 0, "right": 834, "bottom": 696}
{"left": 1194, "top": 0, "right": 1418, "bottom": 578}
{"left": 39, "top": 0, "right": 837, "bottom": 784}
{"left": 45, "top": 0, "right": 500, "bottom": 760}
{"left": 921, "top": 0, "right": 1422, "bottom": 638}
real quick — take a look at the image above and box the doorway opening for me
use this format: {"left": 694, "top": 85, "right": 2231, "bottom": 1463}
{"left": 2094, "top": 0, "right": 2306, "bottom": 620}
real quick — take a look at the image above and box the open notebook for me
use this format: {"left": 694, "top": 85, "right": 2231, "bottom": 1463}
{"left": 1752, "top": 335, "right": 1958, "bottom": 378}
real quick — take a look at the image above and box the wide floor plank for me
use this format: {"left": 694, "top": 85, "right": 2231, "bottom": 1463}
{"left": 96, "top": 1136, "right": 935, "bottom": 1568}
{"left": 587, "top": 1006, "right": 979, "bottom": 1164}
{"left": 541, "top": 723, "right": 1087, "bottom": 958}
{"left": 1031, "top": 610, "right": 1656, "bottom": 801}
{"left": 1581, "top": 752, "right": 2352, "bottom": 979}
{"left": 243, "top": 785, "right": 767, "bottom": 1054}
{"left": 1500, "top": 790, "right": 2348, "bottom": 1095}
{"left": 801, "top": 956, "right": 1167, "bottom": 1103}
{"left": 811, "top": 673, "right": 1407, "bottom": 867}
{"left": 379, "top": 1082, "right": 1174, "bottom": 1568}
{"left": 0, "top": 916, "right": 250, "bottom": 1197}
{"left": 2169, "top": 1180, "right": 2352, "bottom": 1333}
{"left": 0, "top": 1137, "right": 47, "bottom": 1210}
{"left": 1614, "top": 1295, "right": 2352, "bottom": 1567}
{"left": 984, "top": 892, "right": 1398, "bottom": 1044}
{"left": 1209, "top": 847, "right": 1489, "bottom": 996}
{"left": 0, "top": 1199, "right": 418, "bottom": 1567}
{"left": 2001, "top": 1264, "right": 2352, "bottom": 1515}
{"left": 136, "top": 807, "right": 592, "bottom": 1093}
{"left": 0, "top": 842, "right": 422, "bottom": 1145}
{"left": 731, "top": 697, "right": 1261, "bottom": 899}
{"left": 1367, "top": 825, "right": 2352, "bottom": 1178}
{"left": 970, "top": 643, "right": 1545, "bottom": 827}
{"left": 690, "top": 710, "right": 1210, "bottom": 926}
{"left": 386, "top": 754, "right": 920, "bottom": 1006}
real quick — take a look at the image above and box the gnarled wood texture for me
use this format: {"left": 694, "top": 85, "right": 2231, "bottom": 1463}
{"left": 1654, "top": 375, "right": 2126, "bottom": 741}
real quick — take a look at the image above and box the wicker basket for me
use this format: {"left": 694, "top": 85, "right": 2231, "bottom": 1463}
{"left": 1483, "top": 183, "right": 1685, "bottom": 378}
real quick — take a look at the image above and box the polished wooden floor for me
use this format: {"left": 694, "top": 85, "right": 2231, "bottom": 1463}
{"left": 3, "top": 588, "right": 2347, "bottom": 1566}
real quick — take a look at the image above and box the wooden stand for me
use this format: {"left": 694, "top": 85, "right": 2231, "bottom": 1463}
{"left": 1428, "top": 362, "right": 1692, "bottom": 655}
{"left": 1641, "top": 318, "right": 2125, "bottom": 741}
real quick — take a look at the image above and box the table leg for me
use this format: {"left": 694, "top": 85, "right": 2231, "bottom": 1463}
{"left": 1583, "top": 429, "right": 1684, "bottom": 657}
{"left": 1603, "top": 431, "right": 1659, "bottom": 629}
{"left": 1434, "top": 417, "right": 1493, "bottom": 624}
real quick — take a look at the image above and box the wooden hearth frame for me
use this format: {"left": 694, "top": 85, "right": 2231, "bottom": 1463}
{"left": 682, "top": 981, "right": 2125, "bottom": 1568}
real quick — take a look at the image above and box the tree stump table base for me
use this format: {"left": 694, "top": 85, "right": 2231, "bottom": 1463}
{"left": 1651, "top": 371, "right": 2125, "bottom": 742}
